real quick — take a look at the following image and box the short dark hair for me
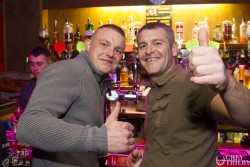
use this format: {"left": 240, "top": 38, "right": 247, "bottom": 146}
{"left": 137, "top": 22, "right": 175, "bottom": 47}
{"left": 93, "top": 24, "right": 125, "bottom": 38}
{"left": 29, "top": 46, "right": 50, "bottom": 59}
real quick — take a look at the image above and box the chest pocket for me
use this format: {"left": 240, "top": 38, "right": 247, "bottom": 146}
{"left": 150, "top": 99, "right": 170, "bottom": 127}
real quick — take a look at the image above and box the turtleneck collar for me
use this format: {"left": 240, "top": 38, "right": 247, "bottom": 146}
{"left": 81, "top": 52, "right": 110, "bottom": 85}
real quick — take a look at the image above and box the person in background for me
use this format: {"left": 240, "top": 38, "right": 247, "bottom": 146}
{"left": 126, "top": 22, "right": 250, "bottom": 167}
{"left": 20, "top": 46, "right": 52, "bottom": 108}
{"left": 11, "top": 46, "right": 51, "bottom": 126}
{"left": 16, "top": 24, "right": 135, "bottom": 167}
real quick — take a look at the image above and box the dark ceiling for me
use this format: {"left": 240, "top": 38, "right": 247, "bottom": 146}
{"left": 43, "top": 0, "right": 250, "bottom": 9}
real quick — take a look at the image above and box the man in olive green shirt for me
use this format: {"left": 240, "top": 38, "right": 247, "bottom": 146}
{"left": 126, "top": 22, "right": 250, "bottom": 167}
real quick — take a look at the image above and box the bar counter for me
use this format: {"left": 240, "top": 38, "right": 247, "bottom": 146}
{"left": 0, "top": 98, "right": 15, "bottom": 121}
{"left": 4, "top": 130, "right": 250, "bottom": 167}
{"left": 105, "top": 139, "right": 250, "bottom": 167}
{"left": 3, "top": 109, "right": 250, "bottom": 167}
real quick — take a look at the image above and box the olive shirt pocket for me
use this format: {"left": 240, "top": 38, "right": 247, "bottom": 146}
{"left": 150, "top": 99, "right": 170, "bottom": 127}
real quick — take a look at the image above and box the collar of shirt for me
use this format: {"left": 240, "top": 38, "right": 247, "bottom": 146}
{"left": 153, "top": 64, "right": 183, "bottom": 87}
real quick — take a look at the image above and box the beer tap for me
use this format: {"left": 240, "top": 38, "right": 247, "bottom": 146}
{"left": 131, "top": 60, "right": 139, "bottom": 90}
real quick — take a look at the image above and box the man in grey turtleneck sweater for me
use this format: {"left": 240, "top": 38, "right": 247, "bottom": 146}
{"left": 16, "top": 24, "right": 135, "bottom": 167}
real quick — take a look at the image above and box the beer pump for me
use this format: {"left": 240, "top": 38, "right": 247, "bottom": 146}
{"left": 104, "top": 59, "right": 142, "bottom": 122}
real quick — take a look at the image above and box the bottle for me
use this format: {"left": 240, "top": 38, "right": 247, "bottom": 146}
{"left": 99, "top": 21, "right": 103, "bottom": 27}
{"left": 233, "top": 52, "right": 241, "bottom": 81}
{"left": 240, "top": 18, "right": 247, "bottom": 44}
{"left": 127, "top": 16, "right": 135, "bottom": 44}
{"left": 39, "top": 24, "right": 49, "bottom": 45}
{"left": 134, "top": 21, "right": 142, "bottom": 46}
{"left": 248, "top": 25, "right": 250, "bottom": 61}
{"left": 233, "top": 66, "right": 239, "bottom": 82}
{"left": 108, "top": 19, "right": 112, "bottom": 24}
{"left": 213, "top": 24, "right": 223, "bottom": 43}
{"left": 121, "top": 20, "right": 127, "bottom": 40}
{"left": 239, "top": 64, "right": 245, "bottom": 84}
{"left": 177, "top": 50, "right": 182, "bottom": 64}
{"left": 110, "top": 69, "right": 117, "bottom": 87}
{"left": 53, "top": 20, "right": 59, "bottom": 43}
{"left": 244, "top": 67, "right": 250, "bottom": 88}
{"left": 12, "top": 93, "right": 24, "bottom": 133}
{"left": 230, "top": 17, "right": 238, "bottom": 44}
{"left": 63, "top": 19, "right": 73, "bottom": 44}
{"left": 85, "top": 18, "right": 95, "bottom": 39}
{"left": 247, "top": 20, "right": 250, "bottom": 41}
{"left": 175, "top": 21, "right": 184, "bottom": 48}
{"left": 222, "top": 20, "right": 232, "bottom": 44}
{"left": 120, "top": 60, "right": 129, "bottom": 86}
{"left": 192, "top": 21, "right": 199, "bottom": 40}
{"left": 74, "top": 23, "right": 82, "bottom": 44}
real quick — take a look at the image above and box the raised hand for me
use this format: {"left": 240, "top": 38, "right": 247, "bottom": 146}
{"left": 105, "top": 101, "right": 135, "bottom": 153}
{"left": 125, "top": 149, "right": 143, "bottom": 167}
{"left": 188, "top": 28, "right": 229, "bottom": 92}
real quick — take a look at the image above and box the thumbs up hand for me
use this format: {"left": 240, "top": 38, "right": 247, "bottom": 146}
{"left": 188, "top": 28, "right": 229, "bottom": 91}
{"left": 105, "top": 101, "right": 135, "bottom": 153}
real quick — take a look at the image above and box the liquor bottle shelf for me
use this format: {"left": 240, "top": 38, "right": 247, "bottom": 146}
{"left": 179, "top": 43, "right": 248, "bottom": 50}
{"left": 46, "top": 43, "right": 249, "bottom": 53}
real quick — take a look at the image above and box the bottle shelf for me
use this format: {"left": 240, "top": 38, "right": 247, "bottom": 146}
{"left": 218, "top": 123, "right": 249, "bottom": 133}
{"left": 219, "top": 43, "right": 248, "bottom": 50}
{"left": 179, "top": 43, "right": 248, "bottom": 50}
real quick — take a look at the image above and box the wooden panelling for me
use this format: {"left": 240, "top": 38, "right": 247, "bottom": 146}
{"left": 4, "top": 0, "right": 42, "bottom": 72}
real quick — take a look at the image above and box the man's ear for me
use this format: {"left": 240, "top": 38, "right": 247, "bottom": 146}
{"left": 172, "top": 42, "right": 179, "bottom": 58}
{"left": 84, "top": 38, "right": 91, "bottom": 52}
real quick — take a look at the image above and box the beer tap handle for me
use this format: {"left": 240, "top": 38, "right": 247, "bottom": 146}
{"left": 131, "top": 62, "right": 139, "bottom": 90}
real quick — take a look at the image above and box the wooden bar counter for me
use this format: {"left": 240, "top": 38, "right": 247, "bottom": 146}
{"left": 105, "top": 140, "right": 250, "bottom": 167}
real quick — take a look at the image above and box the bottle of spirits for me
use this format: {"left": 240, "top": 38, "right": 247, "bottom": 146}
{"left": 39, "top": 24, "right": 49, "bottom": 45}
{"left": 244, "top": 67, "right": 250, "bottom": 89}
{"left": 53, "top": 20, "right": 59, "bottom": 43}
{"left": 233, "top": 52, "right": 241, "bottom": 81}
{"left": 247, "top": 20, "right": 250, "bottom": 42}
{"left": 99, "top": 21, "right": 103, "bottom": 27}
{"left": 230, "top": 17, "right": 238, "bottom": 44}
{"left": 175, "top": 21, "right": 184, "bottom": 49}
{"left": 64, "top": 19, "right": 73, "bottom": 44}
{"left": 213, "top": 24, "right": 223, "bottom": 43}
{"left": 12, "top": 93, "right": 24, "bottom": 133}
{"left": 74, "top": 23, "right": 82, "bottom": 44}
{"left": 120, "top": 60, "right": 129, "bottom": 86}
{"left": 121, "top": 20, "right": 127, "bottom": 40}
{"left": 134, "top": 21, "right": 142, "bottom": 46}
{"left": 127, "top": 16, "right": 135, "bottom": 44}
{"left": 108, "top": 19, "right": 112, "bottom": 24}
{"left": 239, "top": 64, "right": 245, "bottom": 84}
{"left": 240, "top": 18, "right": 247, "bottom": 44}
{"left": 192, "top": 21, "right": 199, "bottom": 40}
{"left": 222, "top": 20, "right": 232, "bottom": 51}
{"left": 110, "top": 69, "right": 117, "bottom": 87}
{"left": 85, "top": 18, "right": 95, "bottom": 39}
